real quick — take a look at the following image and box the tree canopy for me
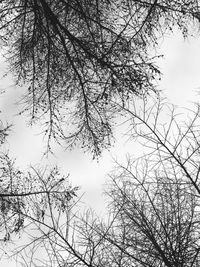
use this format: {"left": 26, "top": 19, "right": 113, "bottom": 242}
{"left": 1, "top": 1, "right": 200, "bottom": 266}
{"left": 0, "top": 0, "right": 200, "bottom": 156}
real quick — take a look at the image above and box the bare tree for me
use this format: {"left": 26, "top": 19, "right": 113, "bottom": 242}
{"left": 0, "top": 155, "right": 79, "bottom": 265}
{"left": 0, "top": 0, "right": 199, "bottom": 156}
{"left": 118, "top": 97, "right": 200, "bottom": 196}
{"left": 5, "top": 153, "right": 200, "bottom": 267}
{"left": 101, "top": 159, "right": 200, "bottom": 267}
{"left": 67, "top": 97, "right": 200, "bottom": 265}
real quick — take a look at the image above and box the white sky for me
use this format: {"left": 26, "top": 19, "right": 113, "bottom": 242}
{"left": 0, "top": 29, "right": 200, "bottom": 266}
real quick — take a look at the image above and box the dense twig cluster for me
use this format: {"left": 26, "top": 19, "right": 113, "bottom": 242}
{"left": 0, "top": 158, "right": 78, "bottom": 246}
{"left": 0, "top": 0, "right": 199, "bottom": 155}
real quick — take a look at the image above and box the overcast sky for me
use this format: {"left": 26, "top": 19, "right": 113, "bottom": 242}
{"left": 1, "top": 28, "right": 200, "bottom": 266}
